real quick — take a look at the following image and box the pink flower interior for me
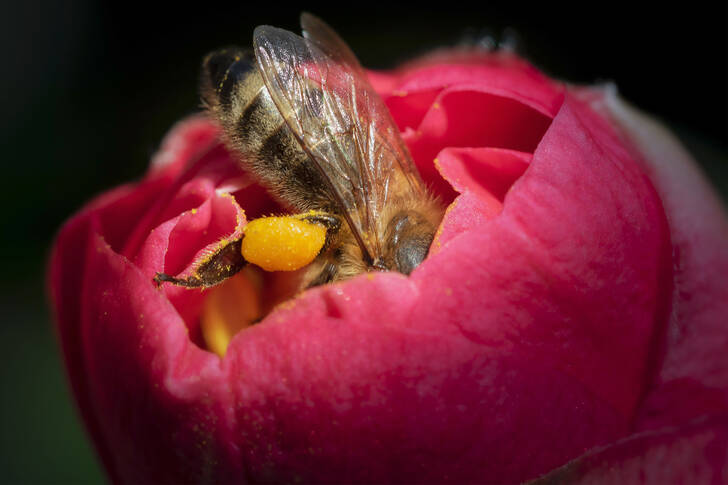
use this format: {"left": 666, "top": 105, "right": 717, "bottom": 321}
{"left": 115, "top": 54, "right": 567, "bottom": 349}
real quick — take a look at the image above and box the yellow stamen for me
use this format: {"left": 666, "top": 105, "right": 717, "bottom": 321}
{"left": 200, "top": 269, "right": 262, "bottom": 357}
{"left": 241, "top": 213, "right": 327, "bottom": 272}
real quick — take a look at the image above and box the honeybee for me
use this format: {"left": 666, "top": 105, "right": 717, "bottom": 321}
{"left": 155, "top": 13, "right": 443, "bottom": 290}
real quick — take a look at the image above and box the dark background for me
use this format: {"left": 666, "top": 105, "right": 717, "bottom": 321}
{"left": 2, "top": 1, "right": 725, "bottom": 482}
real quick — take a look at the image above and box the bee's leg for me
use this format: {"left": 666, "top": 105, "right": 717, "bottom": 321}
{"left": 153, "top": 237, "right": 247, "bottom": 288}
{"left": 295, "top": 213, "right": 342, "bottom": 288}
{"left": 306, "top": 261, "right": 338, "bottom": 288}
{"left": 296, "top": 212, "right": 341, "bottom": 253}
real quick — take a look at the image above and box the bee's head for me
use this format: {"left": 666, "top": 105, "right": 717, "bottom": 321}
{"left": 381, "top": 210, "right": 437, "bottom": 275}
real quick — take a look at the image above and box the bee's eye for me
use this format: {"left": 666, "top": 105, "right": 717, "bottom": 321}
{"left": 386, "top": 212, "right": 435, "bottom": 275}
{"left": 394, "top": 236, "right": 430, "bottom": 275}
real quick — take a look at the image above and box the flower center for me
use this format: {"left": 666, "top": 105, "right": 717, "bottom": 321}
{"left": 199, "top": 266, "right": 311, "bottom": 357}
{"left": 199, "top": 212, "right": 331, "bottom": 356}
{"left": 199, "top": 267, "right": 263, "bottom": 357}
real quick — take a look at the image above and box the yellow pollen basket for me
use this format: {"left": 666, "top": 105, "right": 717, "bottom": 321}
{"left": 241, "top": 213, "right": 327, "bottom": 272}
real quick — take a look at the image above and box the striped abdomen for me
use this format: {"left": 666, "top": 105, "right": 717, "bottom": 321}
{"left": 200, "top": 47, "right": 336, "bottom": 213}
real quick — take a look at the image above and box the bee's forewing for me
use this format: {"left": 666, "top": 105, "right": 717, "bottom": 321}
{"left": 300, "top": 12, "right": 363, "bottom": 75}
{"left": 253, "top": 18, "right": 425, "bottom": 264}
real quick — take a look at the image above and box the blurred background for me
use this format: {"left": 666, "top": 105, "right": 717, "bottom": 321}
{"left": 1, "top": 1, "right": 725, "bottom": 482}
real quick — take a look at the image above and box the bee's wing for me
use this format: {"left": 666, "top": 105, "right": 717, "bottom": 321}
{"left": 299, "top": 12, "right": 363, "bottom": 74}
{"left": 253, "top": 19, "right": 426, "bottom": 265}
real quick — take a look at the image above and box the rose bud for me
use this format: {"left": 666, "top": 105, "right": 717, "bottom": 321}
{"left": 49, "top": 20, "right": 727, "bottom": 484}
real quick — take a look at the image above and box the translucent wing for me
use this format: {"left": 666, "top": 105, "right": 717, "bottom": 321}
{"left": 253, "top": 16, "right": 427, "bottom": 266}
{"left": 299, "top": 12, "right": 363, "bottom": 74}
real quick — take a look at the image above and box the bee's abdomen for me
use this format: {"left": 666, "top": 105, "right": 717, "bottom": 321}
{"left": 201, "top": 47, "right": 335, "bottom": 213}
{"left": 200, "top": 47, "right": 257, "bottom": 110}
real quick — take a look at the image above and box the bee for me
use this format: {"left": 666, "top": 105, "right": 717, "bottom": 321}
{"left": 155, "top": 13, "right": 443, "bottom": 290}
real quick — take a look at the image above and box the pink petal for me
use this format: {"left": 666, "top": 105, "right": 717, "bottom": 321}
{"left": 148, "top": 115, "right": 221, "bottom": 179}
{"left": 394, "top": 61, "right": 562, "bottom": 118}
{"left": 77, "top": 235, "right": 241, "bottom": 483}
{"left": 408, "top": 94, "right": 670, "bottom": 479}
{"left": 432, "top": 147, "right": 531, "bottom": 248}
{"left": 404, "top": 87, "right": 554, "bottom": 202}
{"left": 224, "top": 274, "right": 625, "bottom": 482}
{"left": 366, "top": 70, "right": 399, "bottom": 94}
{"left": 431, "top": 192, "right": 500, "bottom": 252}
{"left": 594, "top": 88, "right": 728, "bottom": 430}
{"left": 532, "top": 415, "right": 728, "bottom": 484}
{"left": 383, "top": 88, "right": 440, "bottom": 132}
{"left": 436, "top": 147, "right": 531, "bottom": 200}
{"left": 375, "top": 50, "right": 564, "bottom": 120}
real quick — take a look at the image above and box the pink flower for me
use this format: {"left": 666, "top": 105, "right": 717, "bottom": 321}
{"left": 49, "top": 48, "right": 728, "bottom": 483}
